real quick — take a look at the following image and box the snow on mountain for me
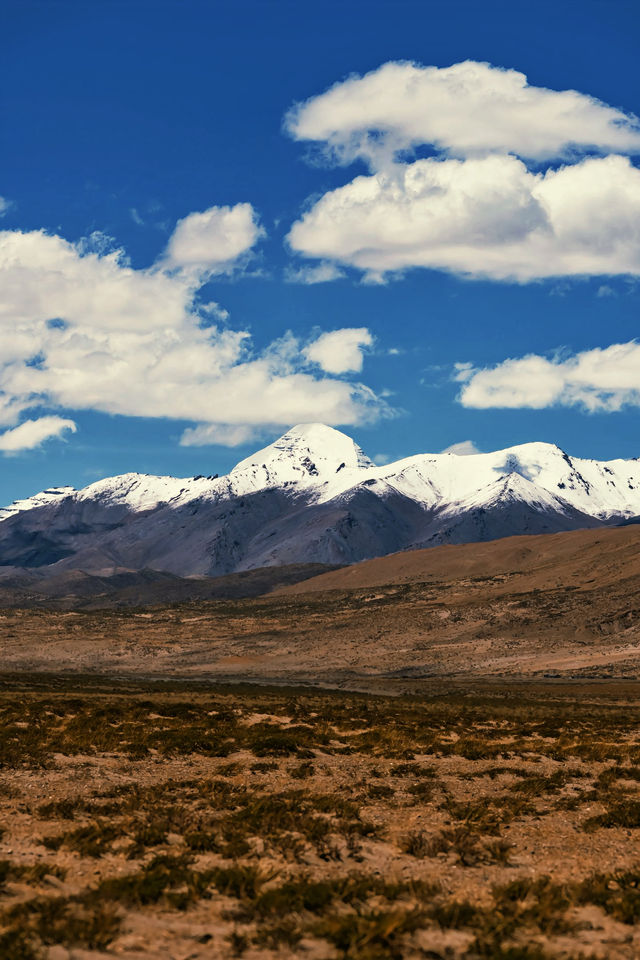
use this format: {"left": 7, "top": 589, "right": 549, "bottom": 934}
{"left": 320, "top": 441, "right": 640, "bottom": 520}
{"left": 46, "top": 424, "right": 373, "bottom": 519}
{"left": 413, "top": 472, "right": 602, "bottom": 548}
{"left": 444, "top": 471, "right": 576, "bottom": 516}
{"left": 75, "top": 473, "right": 190, "bottom": 510}
{"left": 0, "top": 424, "right": 638, "bottom": 577}
{"left": 230, "top": 423, "right": 373, "bottom": 492}
{"left": 0, "top": 486, "right": 76, "bottom": 522}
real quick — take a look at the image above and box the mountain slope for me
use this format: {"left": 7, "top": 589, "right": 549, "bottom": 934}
{"left": 0, "top": 423, "right": 638, "bottom": 578}
{"left": 277, "top": 522, "right": 640, "bottom": 597}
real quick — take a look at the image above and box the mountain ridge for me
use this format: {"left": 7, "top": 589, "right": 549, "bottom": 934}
{"left": 0, "top": 423, "right": 639, "bottom": 578}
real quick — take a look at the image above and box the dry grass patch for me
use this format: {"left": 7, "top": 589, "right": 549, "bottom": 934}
{"left": 1, "top": 679, "right": 640, "bottom": 957}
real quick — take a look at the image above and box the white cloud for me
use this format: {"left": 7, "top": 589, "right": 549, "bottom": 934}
{"left": 286, "top": 60, "right": 640, "bottom": 163}
{"left": 0, "top": 214, "right": 387, "bottom": 450}
{"left": 286, "top": 61, "right": 640, "bottom": 283}
{"left": 285, "top": 261, "right": 345, "bottom": 284}
{"left": 440, "top": 440, "right": 481, "bottom": 456}
{"left": 199, "top": 300, "right": 230, "bottom": 321}
{"left": 0, "top": 197, "right": 10, "bottom": 218}
{"left": 457, "top": 341, "right": 640, "bottom": 412}
{"left": 288, "top": 154, "right": 640, "bottom": 281}
{"left": 164, "top": 203, "right": 263, "bottom": 274}
{"left": 303, "top": 328, "right": 373, "bottom": 374}
{"left": 373, "top": 453, "right": 390, "bottom": 465}
{"left": 597, "top": 284, "right": 616, "bottom": 297}
{"left": 180, "top": 423, "right": 258, "bottom": 447}
{"left": 0, "top": 416, "right": 76, "bottom": 452}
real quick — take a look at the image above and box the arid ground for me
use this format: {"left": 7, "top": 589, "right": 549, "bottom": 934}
{"left": 3, "top": 526, "right": 640, "bottom": 687}
{"left": 2, "top": 527, "right": 640, "bottom": 957}
{"left": 1, "top": 678, "right": 640, "bottom": 959}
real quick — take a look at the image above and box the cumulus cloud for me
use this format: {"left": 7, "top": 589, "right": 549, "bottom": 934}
{"left": 303, "top": 328, "right": 373, "bottom": 374}
{"left": 164, "top": 203, "right": 263, "bottom": 274}
{"left": 289, "top": 151, "right": 640, "bottom": 282}
{"left": 0, "top": 211, "right": 385, "bottom": 451}
{"left": 286, "top": 61, "right": 640, "bottom": 282}
{"left": 440, "top": 440, "right": 481, "bottom": 456}
{"left": 457, "top": 341, "right": 640, "bottom": 412}
{"left": 0, "top": 416, "right": 76, "bottom": 452}
{"left": 286, "top": 60, "right": 640, "bottom": 163}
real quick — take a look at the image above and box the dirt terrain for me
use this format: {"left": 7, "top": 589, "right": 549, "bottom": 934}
{"left": 2, "top": 525, "right": 640, "bottom": 686}
{"left": 1, "top": 678, "right": 640, "bottom": 959}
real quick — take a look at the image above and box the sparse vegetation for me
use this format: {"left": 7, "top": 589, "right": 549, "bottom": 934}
{"left": 1, "top": 677, "right": 640, "bottom": 957}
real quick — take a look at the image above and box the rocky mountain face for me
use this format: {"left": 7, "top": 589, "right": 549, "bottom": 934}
{"left": 0, "top": 423, "right": 639, "bottom": 578}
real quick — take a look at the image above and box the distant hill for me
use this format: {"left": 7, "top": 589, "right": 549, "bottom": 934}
{"left": 0, "top": 562, "right": 340, "bottom": 610}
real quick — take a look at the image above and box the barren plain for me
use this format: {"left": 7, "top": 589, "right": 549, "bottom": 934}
{"left": 2, "top": 525, "right": 640, "bottom": 958}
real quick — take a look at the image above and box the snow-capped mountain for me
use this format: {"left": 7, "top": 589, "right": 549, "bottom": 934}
{"left": 0, "top": 423, "right": 638, "bottom": 577}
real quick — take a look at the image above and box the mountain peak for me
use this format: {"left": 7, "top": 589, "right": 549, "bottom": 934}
{"left": 231, "top": 423, "right": 373, "bottom": 478}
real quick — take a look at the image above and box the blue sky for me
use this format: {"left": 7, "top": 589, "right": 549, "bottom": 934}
{"left": 1, "top": 0, "right": 640, "bottom": 504}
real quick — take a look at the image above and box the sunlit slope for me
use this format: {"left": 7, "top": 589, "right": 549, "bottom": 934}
{"left": 276, "top": 523, "right": 640, "bottom": 596}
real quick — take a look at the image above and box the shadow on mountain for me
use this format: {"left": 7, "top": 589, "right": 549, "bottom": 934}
{"left": 0, "top": 562, "right": 341, "bottom": 610}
